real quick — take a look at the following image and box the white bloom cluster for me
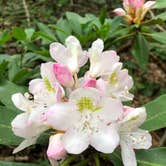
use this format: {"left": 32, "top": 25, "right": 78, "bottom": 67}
{"left": 11, "top": 36, "right": 151, "bottom": 166}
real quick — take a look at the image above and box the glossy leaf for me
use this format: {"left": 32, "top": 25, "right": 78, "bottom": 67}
{"left": 131, "top": 33, "right": 149, "bottom": 69}
{"left": 154, "top": 0, "right": 166, "bottom": 9}
{"left": 136, "top": 148, "right": 166, "bottom": 166}
{"left": 141, "top": 94, "right": 166, "bottom": 131}
{"left": 150, "top": 32, "right": 166, "bottom": 45}
{"left": 0, "top": 80, "right": 26, "bottom": 109}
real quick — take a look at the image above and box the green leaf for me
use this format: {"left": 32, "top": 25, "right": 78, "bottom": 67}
{"left": 131, "top": 33, "right": 149, "bottom": 69}
{"left": 0, "top": 30, "right": 11, "bottom": 44}
{"left": 25, "top": 28, "right": 35, "bottom": 41}
{"left": 0, "top": 80, "right": 26, "bottom": 109}
{"left": 0, "top": 161, "right": 41, "bottom": 166}
{"left": 150, "top": 32, "right": 166, "bottom": 45}
{"left": 55, "top": 18, "right": 72, "bottom": 43}
{"left": 99, "top": 6, "right": 107, "bottom": 25}
{"left": 12, "top": 27, "right": 26, "bottom": 41}
{"left": 141, "top": 94, "right": 166, "bottom": 131}
{"left": 136, "top": 148, "right": 166, "bottom": 166}
{"left": 110, "top": 16, "right": 123, "bottom": 32}
{"left": 154, "top": 0, "right": 166, "bottom": 9}
{"left": 155, "top": 12, "right": 166, "bottom": 21}
{"left": 100, "top": 150, "right": 123, "bottom": 166}
{"left": 37, "top": 22, "right": 57, "bottom": 41}
{"left": 66, "top": 12, "right": 82, "bottom": 35}
{"left": 0, "top": 106, "right": 22, "bottom": 145}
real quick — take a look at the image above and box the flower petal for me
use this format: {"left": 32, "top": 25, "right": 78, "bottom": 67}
{"left": 120, "top": 107, "right": 147, "bottom": 131}
{"left": 13, "top": 138, "right": 37, "bottom": 154}
{"left": 128, "top": 129, "right": 152, "bottom": 149}
{"left": 49, "top": 42, "right": 68, "bottom": 64}
{"left": 53, "top": 63, "right": 74, "bottom": 87}
{"left": 113, "top": 8, "right": 126, "bottom": 16}
{"left": 120, "top": 140, "right": 137, "bottom": 166}
{"left": 47, "top": 134, "right": 67, "bottom": 160}
{"left": 12, "top": 93, "right": 30, "bottom": 112}
{"left": 95, "top": 98, "right": 123, "bottom": 123}
{"left": 62, "top": 128, "right": 89, "bottom": 154}
{"left": 91, "top": 125, "right": 119, "bottom": 153}
{"left": 40, "top": 62, "right": 57, "bottom": 90}
{"left": 46, "top": 103, "right": 79, "bottom": 131}
{"left": 69, "top": 88, "right": 101, "bottom": 106}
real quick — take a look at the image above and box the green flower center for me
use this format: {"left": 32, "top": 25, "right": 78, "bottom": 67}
{"left": 109, "top": 72, "right": 118, "bottom": 85}
{"left": 44, "top": 77, "right": 54, "bottom": 92}
{"left": 77, "top": 97, "right": 101, "bottom": 112}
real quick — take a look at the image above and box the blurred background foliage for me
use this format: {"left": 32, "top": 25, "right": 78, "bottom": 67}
{"left": 0, "top": 0, "right": 166, "bottom": 165}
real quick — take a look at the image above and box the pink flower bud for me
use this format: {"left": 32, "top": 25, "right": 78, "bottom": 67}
{"left": 47, "top": 134, "right": 66, "bottom": 160}
{"left": 113, "top": 8, "right": 126, "bottom": 16}
{"left": 83, "top": 78, "right": 96, "bottom": 88}
{"left": 53, "top": 63, "right": 74, "bottom": 88}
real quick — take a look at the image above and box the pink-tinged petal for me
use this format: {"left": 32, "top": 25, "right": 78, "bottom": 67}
{"left": 96, "top": 79, "right": 107, "bottom": 96}
{"left": 53, "top": 63, "right": 74, "bottom": 87}
{"left": 113, "top": 8, "right": 126, "bottom": 16}
{"left": 83, "top": 78, "right": 96, "bottom": 88}
{"left": 117, "top": 69, "right": 133, "bottom": 90}
{"left": 120, "top": 140, "right": 137, "bottom": 166}
{"left": 13, "top": 138, "right": 38, "bottom": 154}
{"left": 95, "top": 98, "right": 123, "bottom": 123}
{"left": 91, "top": 125, "right": 119, "bottom": 153}
{"left": 12, "top": 93, "right": 30, "bottom": 112}
{"left": 49, "top": 42, "right": 68, "bottom": 64}
{"left": 143, "top": 1, "right": 156, "bottom": 10}
{"left": 11, "top": 112, "right": 48, "bottom": 139}
{"left": 120, "top": 107, "right": 147, "bottom": 131}
{"left": 46, "top": 103, "right": 80, "bottom": 131}
{"left": 47, "top": 134, "right": 67, "bottom": 160}
{"left": 62, "top": 128, "right": 89, "bottom": 154}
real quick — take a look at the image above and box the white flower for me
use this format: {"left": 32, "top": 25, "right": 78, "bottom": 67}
{"left": 88, "top": 39, "right": 119, "bottom": 78}
{"left": 11, "top": 93, "right": 49, "bottom": 153}
{"left": 46, "top": 88, "right": 123, "bottom": 154}
{"left": 50, "top": 36, "right": 88, "bottom": 74}
{"left": 29, "top": 62, "right": 64, "bottom": 105}
{"left": 118, "top": 107, "right": 152, "bottom": 166}
{"left": 96, "top": 63, "right": 133, "bottom": 101}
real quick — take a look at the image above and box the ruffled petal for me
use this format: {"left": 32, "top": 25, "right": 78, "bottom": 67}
{"left": 62, "top": 128, "right": 89, "bottom": 154}
{"left": 46, "top": 103, "right": 79, "bottom": 131}
{"left": 69, "top": 88, "right": 101, "bottom": 106}
{"left": 120, "top": 140, "right": 137, "bottom": 166}
{"left": 120, "top": 107, "right": 147, "bottom": 131}
{"left": 91, "top": 125, "right": 119, "bottom": 153}
{"left": 128, "top": 129, "right": 152, "bottom": 149}
{"left": 12, "top": 93, "right": 30, "bottom": 112}
{"left": 49, "top": 42, "right": 68, "bottom": 64}
{"left": 94, "top": 98, "right": 123, "bottom": 123}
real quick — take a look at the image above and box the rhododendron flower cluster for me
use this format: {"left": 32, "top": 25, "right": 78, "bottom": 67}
{"left": 113, "top": 0, "right": 156, "bottom": 24}
{"left": 11, "top": 36, "right": 152, "bottom": 166}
